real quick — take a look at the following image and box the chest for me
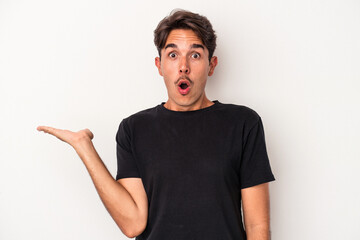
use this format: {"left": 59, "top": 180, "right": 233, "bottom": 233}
{"left": 131, "top": 118, "right": 243, "bottom": 191}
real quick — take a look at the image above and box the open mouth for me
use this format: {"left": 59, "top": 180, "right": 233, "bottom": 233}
{"left": 177, "top": 79, "right": 191, "bottom": 95}
{"left": 180, "top": 82, "right": 189, "bottom": 89}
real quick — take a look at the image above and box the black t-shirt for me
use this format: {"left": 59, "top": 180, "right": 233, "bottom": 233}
{"left": 115, "top": 100, "right": 275, "bottom": 240}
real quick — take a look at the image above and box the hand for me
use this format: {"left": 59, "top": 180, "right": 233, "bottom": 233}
{"left": 37, "top": 126, "right": 94, "bottom": 149}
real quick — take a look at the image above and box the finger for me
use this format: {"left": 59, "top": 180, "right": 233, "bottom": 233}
{"left": 37, "top": 126, "right": 59, "bottom": 135}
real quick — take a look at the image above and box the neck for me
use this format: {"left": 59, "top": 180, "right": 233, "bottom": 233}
{"left": 164, "top": 94, "right": 214, "bottom": 112}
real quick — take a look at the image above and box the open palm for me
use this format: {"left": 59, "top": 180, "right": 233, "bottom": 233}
{"left": 37, "top": 126, "right": 94, "bottom": 148}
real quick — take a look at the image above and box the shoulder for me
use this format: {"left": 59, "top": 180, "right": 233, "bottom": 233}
{"left": 119, "top": 104, "right": 160, "bottom": 129}
{"left": 216, "top": 101, "right": 261, "bottom": 127}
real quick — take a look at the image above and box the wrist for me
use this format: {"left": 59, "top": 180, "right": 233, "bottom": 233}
{"left": 73, "top": 138, "right": 94, "bottom": 154}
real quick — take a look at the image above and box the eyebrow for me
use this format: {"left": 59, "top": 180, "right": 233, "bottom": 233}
{"left": 191, "top": 44, "right": 204, "bottom": 50}
{"left": 164, "top": 43, "right": 205, "bottom": 50}
{"left": 165, "top": 43, "right": 177, "bottom": 49}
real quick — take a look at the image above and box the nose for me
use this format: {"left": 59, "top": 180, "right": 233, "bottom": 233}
{"left": 179, "top": 57, "right": 190, "bottom": 74}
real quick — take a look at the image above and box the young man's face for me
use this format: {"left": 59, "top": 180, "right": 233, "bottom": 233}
{"left": 155, "top": 29, "right": 217, "bottom": 111}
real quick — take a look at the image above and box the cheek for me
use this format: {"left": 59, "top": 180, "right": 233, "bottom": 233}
{"left": 162, "top": 71, "right": 172, "bottom": 83}
{"left": 161, "top": 62, "right": 176, "bottom": 77}
{"left": 193, "top": 65, "right": 210, "bottom": 79}
{"left": 162, "top": 73, "right": 174, "bottom": 89}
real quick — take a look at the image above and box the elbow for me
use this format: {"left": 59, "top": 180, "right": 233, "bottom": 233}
{"left": 122, "top": 213, "right": 147, "bottom": 238}
{"left": 125, "top": 230, "right": 142, "bottom": 239}
{"left": 124, "top": 221, "right": 146, "bottom": 238}
{"left": 123, "top": 229, "right": 137, "bottom": 239}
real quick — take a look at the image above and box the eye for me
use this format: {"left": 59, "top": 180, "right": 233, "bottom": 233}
{"left": 192, "top": 53, "right": 200, "bottom": 59}
{"left": 169, "top": 52, "right": 177, "bottom": 58}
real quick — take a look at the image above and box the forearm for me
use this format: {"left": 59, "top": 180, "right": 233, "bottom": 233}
{"left": 241, "top": 182, "right": 272, "bottom": 240}
{"left": 74, "top": 141, "right": 141, "bottom": 236}
{"left": 246, "top": 223, "right": 271, "bottom": 240}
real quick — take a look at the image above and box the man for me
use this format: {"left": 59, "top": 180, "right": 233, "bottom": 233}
{"left": 38, "top": 9, "right": 275, "bottom": 240}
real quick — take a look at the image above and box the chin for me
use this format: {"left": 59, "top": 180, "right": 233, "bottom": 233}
{"left": 175, "top": 97, "right": 194, "bottom": 106}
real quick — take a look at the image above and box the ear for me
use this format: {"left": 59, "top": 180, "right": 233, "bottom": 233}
{"left": 155, "top": 57, "right": 163, "bottom": 76}
{"left": 208, "top": 56, "right": 218, "bottom": 76}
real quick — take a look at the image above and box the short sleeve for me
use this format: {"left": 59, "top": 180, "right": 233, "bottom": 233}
{"left": 115, "top": 118, "right": 141, "bottom": 180}
{"left": 240, "top": 117, "right": 275, "bottom": 189}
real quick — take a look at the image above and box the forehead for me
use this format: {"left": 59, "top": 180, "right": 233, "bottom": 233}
{"left": 165, "top": 29, "right": 204, "bottom": 47}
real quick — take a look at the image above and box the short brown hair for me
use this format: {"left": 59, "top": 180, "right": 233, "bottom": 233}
{"left": 154, "top": 9, "right": 217, "bottom": 62}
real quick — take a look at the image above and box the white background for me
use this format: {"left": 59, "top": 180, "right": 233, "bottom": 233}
{"left": 1, "top": 0, "right": 359, "bottom": 239}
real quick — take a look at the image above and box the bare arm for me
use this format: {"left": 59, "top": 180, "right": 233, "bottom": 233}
{"left": 37, "top": 126, "right": 148, "bottom": 238}
{"left": 241, "top": 182, "right": 271, "bottom": 240}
